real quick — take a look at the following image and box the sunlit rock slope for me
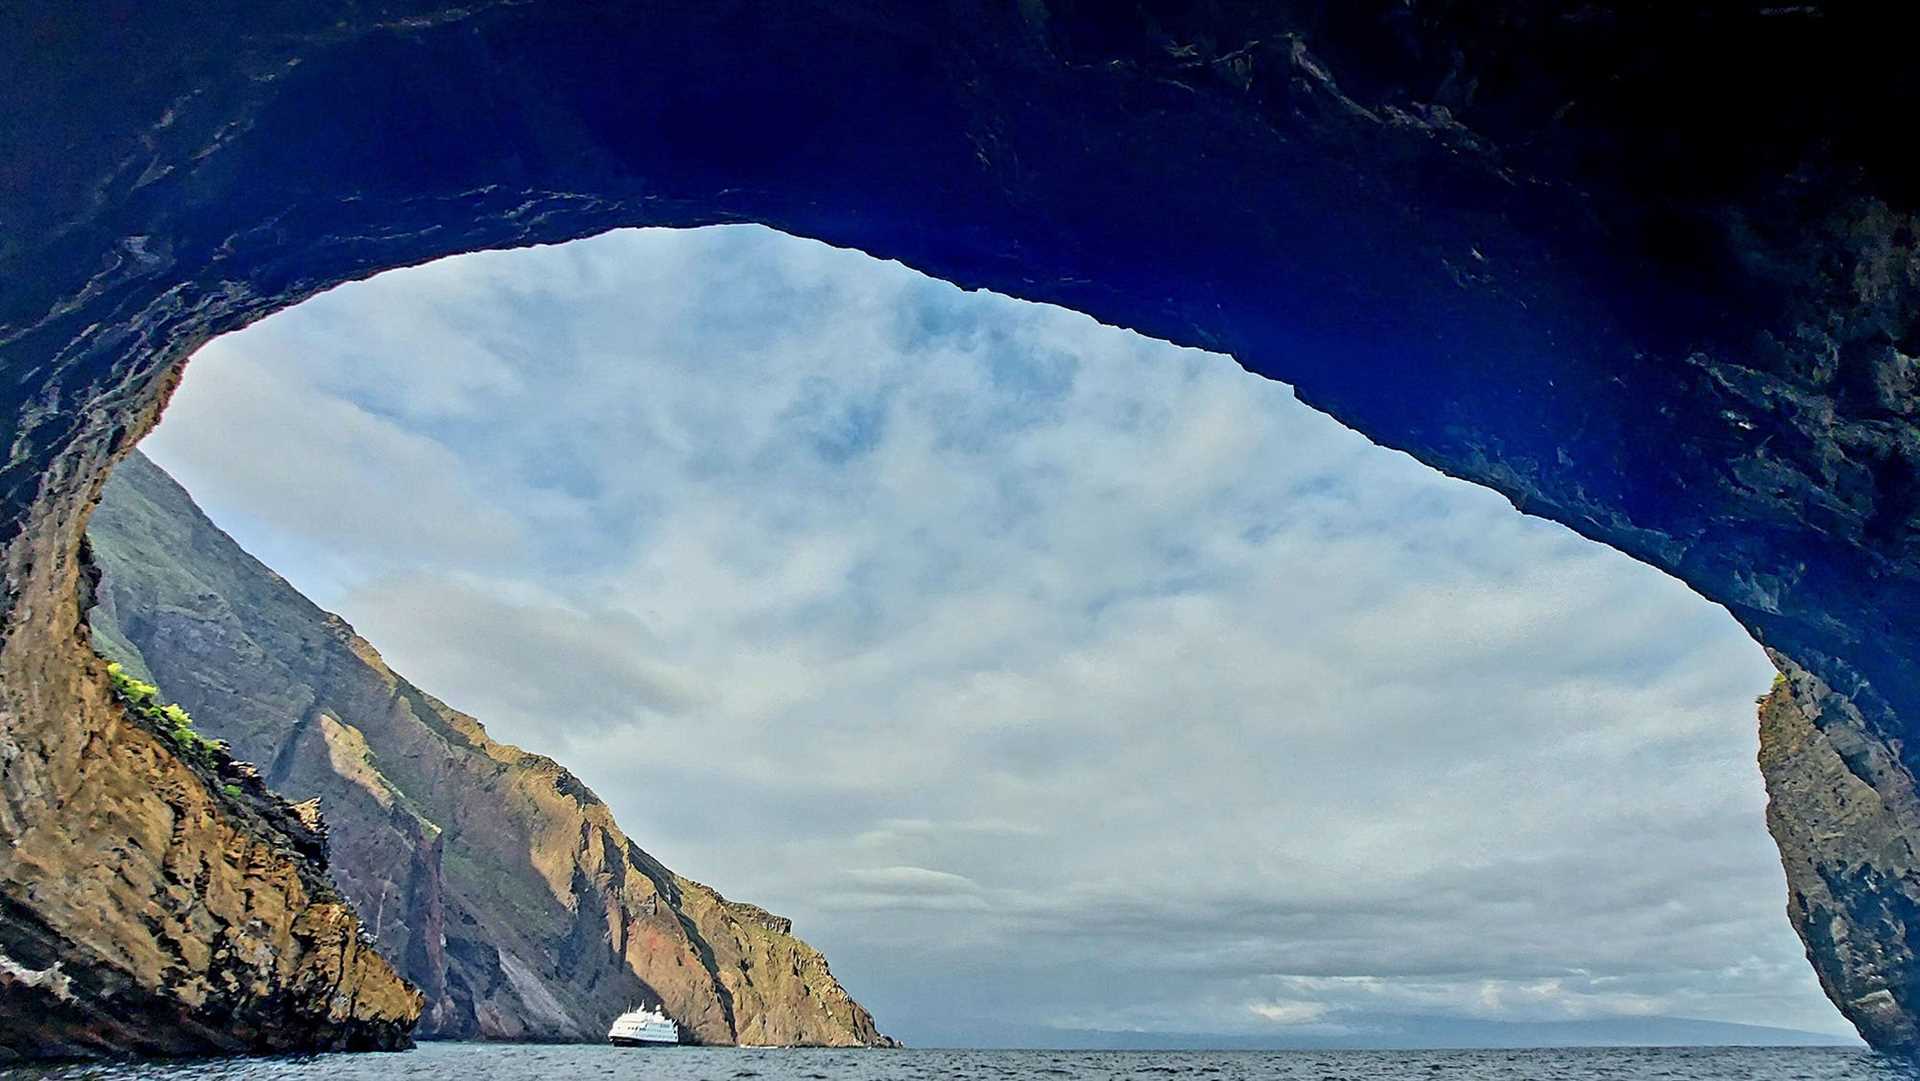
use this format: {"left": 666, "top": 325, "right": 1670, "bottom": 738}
{"left": 85, "top": 451, "right": 891, "bottom": 1047}
{"left": 1, "top": 511, "right": 419, "bottom": 1061}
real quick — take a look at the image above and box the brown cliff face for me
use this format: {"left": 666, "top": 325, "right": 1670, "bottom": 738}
{"left": 85, "top": 451, "right": 891, "bottom": 1047}
{"left": 672, "top": 877, "right": 891, "bottom": 1047}
{"left": 0, "top": 676, "right": 421, "bottom": 1061}
{"left": 0, "top": 461, "right": 419, "bottom": 1059}
{"left": 1759, "top": 657, "right": 1920, "bottom": 1050}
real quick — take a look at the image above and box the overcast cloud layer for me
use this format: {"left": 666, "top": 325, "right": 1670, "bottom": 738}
{"left": 141, "top": 226, "right": 1846, "bottom": 1044}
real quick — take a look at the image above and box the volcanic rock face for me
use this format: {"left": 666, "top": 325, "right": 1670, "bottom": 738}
{"left": 2, "top": 0, "right": 1919, "bottom": 1053}
{"left": 1760, "top": 661, "right": 1920, "bottom": 1050}
{"left": 0, "top": 507, "right": 419, "bottom": 1061}
{"left": 85, "top": 452, "right": 890, "bottom": 1047}
{"left": 0, "top": 407, "right": 419, "bottom": 1058}
{"left": 0, "top": 675, "right": 419, "bottom": 1062}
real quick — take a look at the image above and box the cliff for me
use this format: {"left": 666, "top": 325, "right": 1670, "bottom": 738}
{"left": 1760, "top": 661, "right": 1920, "bottom": 1050}
{"left": 84, "top": 451, "right": 890, "bottom": 1047}
{"left": 0, "top": 665, "right": 419, "bottom": 1062}
{"left": 0, "top": 497, "right": 419, "bottom": 1059}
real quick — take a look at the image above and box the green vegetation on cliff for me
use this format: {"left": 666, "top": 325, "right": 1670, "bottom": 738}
{"left": 105, "top": 661, "right": 222, "bottom": 766}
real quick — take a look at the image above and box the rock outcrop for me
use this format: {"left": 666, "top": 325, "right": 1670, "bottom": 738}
{"left": 2, "top": 0, "right": 1918, "bottom": 1052}
{"left": 1760, "top": 661, "right": 1920, "bottom": 1049}
{"left": 85, "top": 451, "right": 890, "bottom": 1047}
{"left": 0, "top": 500, "right": 419, "bottom": 1059}
{"left": 0, "top": 702, "right": 419, "bottom": 1062}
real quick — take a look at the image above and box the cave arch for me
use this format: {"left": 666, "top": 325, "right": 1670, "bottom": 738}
{"left": 3, "top": 0, "right": 1918, "bottom": 1056}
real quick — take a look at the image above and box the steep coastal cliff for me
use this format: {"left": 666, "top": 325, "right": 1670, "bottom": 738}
{"left": 0, "top": 495, "right": 419, "bottom": 1061}
{"left": 0, "top": 683, "right": 419, "bottom": 1061}
{"left": 85, "top": 451, "right": 890, "bottom": 1047}
{"left": 1759, "top": 661, "right": 1920, "bottom": 1049}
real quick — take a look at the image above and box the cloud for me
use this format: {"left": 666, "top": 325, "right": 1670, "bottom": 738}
{"left": 845, "top": 866, "right": 983, "bottom": 893}
{"left": 821, "top": 867, "right": 992, "bottom": 914}
{"left": 853, "top": 818, "right": 1046, "bottom": 849}
{"left": 1249, "top": 1001, "right": 1332, "bottom": 1026}
{"left": 138, "top": 224, "right": 1846, "bottom": 1044}
{"left": 336, "top": 572, "right": 707, "bottom": 726}
{"left": 146, "top": 347, "right": 529, "bottom": 598}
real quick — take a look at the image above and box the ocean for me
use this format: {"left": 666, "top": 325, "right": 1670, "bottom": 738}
{"left": 6, "top": 1045, "right": 1920, "bottom": 1081}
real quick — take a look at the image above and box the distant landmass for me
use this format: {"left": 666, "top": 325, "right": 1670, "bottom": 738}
{"left": 900, "top": 1015, "right": 1858, "bottom": 1050}
{"left": 87, "top": 450, "right": 892, "bottom": 1047}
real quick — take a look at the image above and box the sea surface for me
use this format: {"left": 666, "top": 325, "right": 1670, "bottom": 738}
{"left": 9, "top": 1045, "right": 1920, "bottom": 1081}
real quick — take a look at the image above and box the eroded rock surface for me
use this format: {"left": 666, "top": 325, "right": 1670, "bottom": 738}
{"left": 86, "top": 452, "right": 890, "bottom": 1047}
{"left": 1760, "top": 659, "right": 1920, "bottom": 1050}
{"left": 2, "top": 0, "right": 1918, "bottom": 1052}
{"left": 0, "top": 501, "right": 419, "bottom": 1059}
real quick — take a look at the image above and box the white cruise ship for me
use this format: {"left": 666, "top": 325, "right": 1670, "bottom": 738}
{"left": 607, "top": 1004, "right": 683, "bottom": 1046}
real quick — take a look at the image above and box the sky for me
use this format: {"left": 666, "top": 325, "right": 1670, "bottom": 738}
{"left": 139, "top": 225, "right": 1848, "bottom": 1045}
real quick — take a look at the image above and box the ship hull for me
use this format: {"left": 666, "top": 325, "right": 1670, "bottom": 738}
{"left": 609, "top": 1035, "right": 681, "bottom": 1047}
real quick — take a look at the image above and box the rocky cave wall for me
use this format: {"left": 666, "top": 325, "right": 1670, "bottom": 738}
{"left": 3, "top": 0, "right": 1919, "bottom": 1054}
